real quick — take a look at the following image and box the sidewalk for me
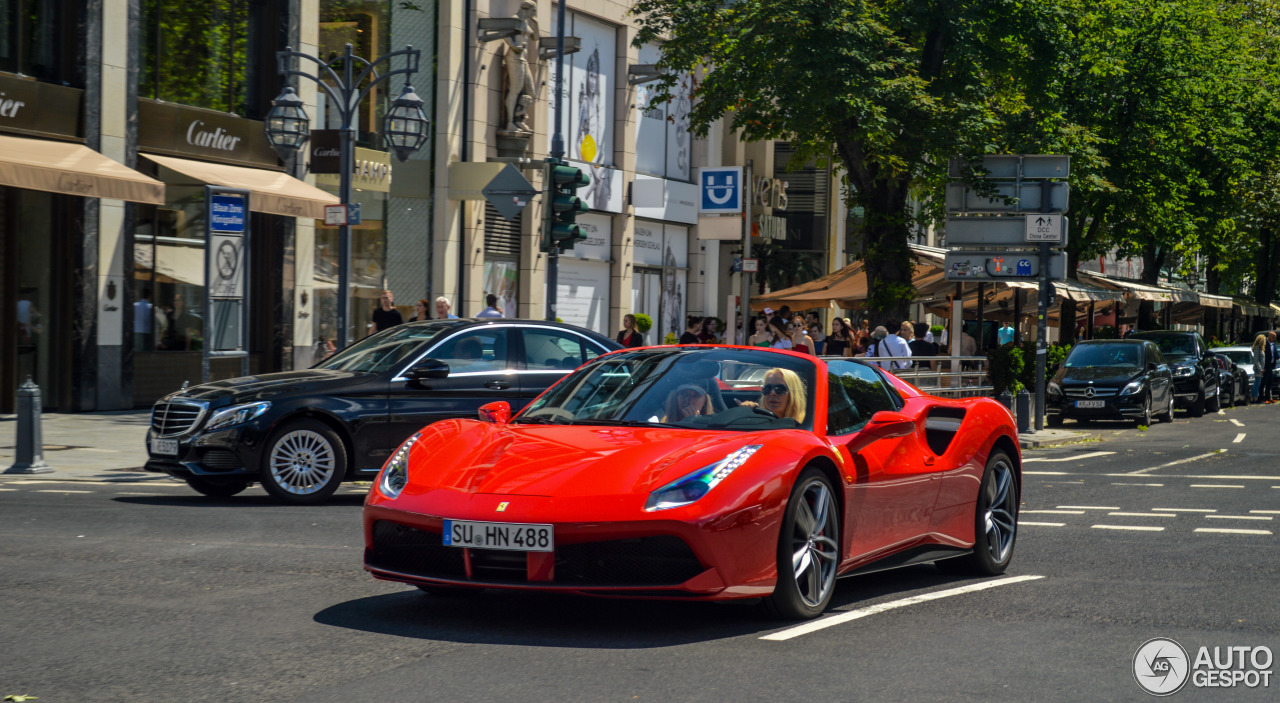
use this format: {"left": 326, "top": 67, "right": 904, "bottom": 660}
{"left": 1017, "top": 427, "right": 1099, "bottom": 449}
{"left": 0, "top": 410, "right": 172, "bottom": 483}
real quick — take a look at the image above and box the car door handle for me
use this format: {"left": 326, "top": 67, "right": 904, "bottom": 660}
{"left": 485, "top": 380, "right": 511, "bottom": 390}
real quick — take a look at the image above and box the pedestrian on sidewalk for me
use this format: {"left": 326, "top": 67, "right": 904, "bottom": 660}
{"left": 616, "top": 314, "right": 644, "bottom": 347}
{"left": 413, "top": 299, "right": 432, "bottom": 321}
{"left": 1264, "top": 332, "right": 1278, "bottom": 402}
{"left": 434, "top": 296, "right": 459, "bottom": 319}
{"left": 866, "top": 325, "right": 912, "bottom": 370}
{"left": 1251, "top": 334, "right": 1266, "bottom": 401}
{"left": 678, "top": 315, "right": 703, "bottom": 344}
{"left": 370, "top": 289, "right": 403, "bottom": 334}
{"left": 475, "top": 294, "right": 504, "bottom": 318}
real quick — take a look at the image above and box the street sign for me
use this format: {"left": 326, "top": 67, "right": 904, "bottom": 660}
{"left": 742, "top": 257, "right": 759, "bottom": 273}
{"left": 945, "top": 216, "right": 1069, "bottom": 247}
{"left": 210, "top": 193, "right": 247, "bottom": 233}
{"left": 1025, "top": 213, "right": 1063, "bottom": 242}
{"left": 447, "top": 161, "right": 539, "bottom": 220}
{"left": 944, "top": 250, "right": 1067, "bottom": 281}
{"left": 948, "top": 155, "right": 1070, "bottom": 180}
{"left": 347, "top": 203, "right": 362, "bottom": 226}
{"left": 698, "top": 166, "right": 743, "bottom": 214}
{"left": 324, "top": 204, "right": 347, "bottom": 226}
{"left": 945, "top": 182, "right": 1069, "bottom": 213}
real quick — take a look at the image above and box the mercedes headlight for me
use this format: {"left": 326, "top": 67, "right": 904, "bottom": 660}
{"left": 1048, "top": 382, "right": 1063, "bottom": 396}
{"left": 1118, "top": 380, "right": 1144, "bottom": 396}
{"left": 378, "top": 433, "right": 420, "bottom": 500}
{"left": 645, "top": 445, "right": 762, "bottom": 511}
{"left": 1173, "top": 366, "right": 1195, "bottom": 377}
{"left": 205, "top": 401, "right": 271, "bottom": 431}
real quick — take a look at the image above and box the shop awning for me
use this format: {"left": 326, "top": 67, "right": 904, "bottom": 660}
{"left": 142, "top": 153, "right": 339, "bottom": 219}
{"left": 1003, "top": 278, "right": 1125, "bottom": 303}
{"left": 1197, "top": 292, "right": 1233, "bottom": 310}
{"left": 1077, "top": 272, "right": 1175, "bottom": 302}
{"left": 749, "top": 244, "right": 950, "bottom": 310}
{"left": 0, "top": 135, "right": 165, "bottom": 204}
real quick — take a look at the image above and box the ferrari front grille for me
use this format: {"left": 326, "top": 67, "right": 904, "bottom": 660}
{"left": 554, "top": 536, "right": 703, "bottom": 586}
{"left": 368, "top": 521, "right": 467, "bottom": 579}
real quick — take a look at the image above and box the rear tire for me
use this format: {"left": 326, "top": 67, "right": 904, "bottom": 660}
{"left": 184, "top": 476, "right": 250, "bottom": 498}
{"left": 938, "top": 450, "right": 1018, "bottom": 576}
{"left": 1157, "top": 393, "right": 1175, "bottom": 422}
{"left": 1189, "top": 386, "right": 1206, "bottom": 418}
{"left": 1222, "top": 382, "right": 1234, "bottom": 408}
{"left": 764, "top": 468, "right": 841, "bottom": 620}
{"left": 1207, "top": 385, "right": 1221, "bottom": 413}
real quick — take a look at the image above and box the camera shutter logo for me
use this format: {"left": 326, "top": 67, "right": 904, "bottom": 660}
{"left": 1134, "top": 637, "right": 1190, "bottom": 696}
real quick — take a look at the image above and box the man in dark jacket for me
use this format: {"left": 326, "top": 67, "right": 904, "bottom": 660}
{"left": 1264, "top": 332, "right": 1278, "bottom": 401}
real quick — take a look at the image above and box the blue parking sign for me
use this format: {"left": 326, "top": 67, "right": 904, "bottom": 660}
{"left": 699, "top": 167, "right": 743, "bottom": 214}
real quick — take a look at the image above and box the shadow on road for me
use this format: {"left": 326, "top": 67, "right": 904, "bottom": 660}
{"left": 313, "top": 563, "right": 977, "bottom": 648}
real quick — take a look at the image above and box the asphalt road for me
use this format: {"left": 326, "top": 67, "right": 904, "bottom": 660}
{"left": 2, "top": 404, "right": 1278, "bottom": 702}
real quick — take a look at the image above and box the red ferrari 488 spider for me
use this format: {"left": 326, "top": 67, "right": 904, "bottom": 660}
{"left": 364, "top": 346, "right": 1021, "bottom": 619}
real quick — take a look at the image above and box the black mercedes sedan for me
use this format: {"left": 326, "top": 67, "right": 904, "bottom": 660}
{"left": 144, "top": 319, "right": 621, "bottom": 503}
{"left": 1130, "top": 330, "right": 1220, "bottom": 416}
{"left": 1047, "top": 339, "right": 1175, "bottom": 426}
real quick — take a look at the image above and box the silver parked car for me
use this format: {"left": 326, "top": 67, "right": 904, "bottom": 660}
{"left": 1215, "top": 346, "right": 1258, "bottom": 390}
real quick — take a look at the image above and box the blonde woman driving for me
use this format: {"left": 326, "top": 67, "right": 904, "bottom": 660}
{"left": 743, "top": 368, "right": 807, "bottom": 423}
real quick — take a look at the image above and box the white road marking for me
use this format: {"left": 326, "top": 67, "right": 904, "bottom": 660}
{"left": 1112, "top": 483, "right": 1164, "bottom": 487}
{"left": 1205, "top": 514, "right": 1273, "bottom": 521}
{"left": 114, "top": 492, "right": 167, "bottom": 496}
{"left": 1022, "top": 509, "right": 1085, "bottom": 515}
{"left": 1022, "top": 451, "right": 1115, "bottom": 463}
{"left": 1128, "top": 451, "right": 1226, "bottom": 475}
{"left": 1218, "top": 409, "right": 1226, "bottom": 415}
{"left": 759, "top": 575, "right": 1046, "bottom": 641}
{"left": 1250, "top": 510, "right": 1280, "bottom": 514}
{"left": 1151, "top": 508, "right": 1216, "bottom": 513}
{"left": 1092, "top": 525, "right": 1165, "bottom": 532}
{"left": 1056, "top": 505, "right": 1120, "bottom": 510}
{"left": 1233, "top": 433, "right": 1246, "bottom": 444}
{"left": 35, "top": 489, "right": 92, "bottom": 494}
{"left": 1019, "top": 521, "right": 1065, "bottom": 527}
{"left": 0, "top": 488, "right": 17, "bottom": 492}
{"left": 1230, "top": 419, "right": 1244, "bottom": 427}
{"left": 1195, "top": 528, "right": 1272, "bottom": 535}
{"left": 1108, "top": 512, "right": 1176, "bottom": 518}
{"left": 1190, "top": 484, "right": 1245, "bottom": 489}
{"left": 1024, "top": 471, "right": 1070, "bottom": 476}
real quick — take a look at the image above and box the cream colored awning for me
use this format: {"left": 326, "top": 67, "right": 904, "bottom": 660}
{"left": 0, "top": 135, "right": 164, "bottom": 204}
{"left": 143, "top": 153, "right": 339, "bottom": 219}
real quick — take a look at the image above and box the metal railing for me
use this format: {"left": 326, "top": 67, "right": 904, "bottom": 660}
{"left": 881, "top": 355, "right": 993, "bottom": 398}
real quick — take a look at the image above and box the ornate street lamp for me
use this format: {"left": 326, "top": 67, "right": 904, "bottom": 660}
{"left": 266, "top": 44, "right": 426, "bottom": 350}
{"left": 264, "top": 87, "right": 310, "bottom": 152}
{"left": 384, "top": 85, "right": 429, "bottom": 163}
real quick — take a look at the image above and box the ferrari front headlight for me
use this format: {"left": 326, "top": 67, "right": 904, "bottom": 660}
{"left": 645, "top": 445, "right": 762, "bottom": 511}
{"left": 378, "top": 433, "right": 420, "bottom": 499}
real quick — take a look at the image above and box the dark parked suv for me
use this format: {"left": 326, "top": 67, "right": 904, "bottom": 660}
{"left": 1047, "top": 339, "right": 1174, "bottom": 426}
{"left": 144, "top": 319, "right": 620, "bottom": 503}
{"left": 1130, "top": 331, "right": 1219, "bottom": 417}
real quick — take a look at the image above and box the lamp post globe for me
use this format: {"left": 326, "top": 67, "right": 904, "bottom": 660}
{"left": 384, "top": 84, "right": 430, "bottom": 162}
{"left": 264, "top": 86, "right": 310, "bottom": 153}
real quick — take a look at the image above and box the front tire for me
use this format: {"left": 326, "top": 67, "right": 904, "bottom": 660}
{"left": 184, "top": 476, "right": 250, "bottom": 498}
{"left": 1157, "top": 392, "right": 1175, "bottom": 422}
{"left": 938, "top": 450, "right": 1019, "bottom": 575}
{"left": 259, "top": 419, "right": 346, "bottom": 504}
{"left": 1190, "top": 385, "right": 1206, "bottom": 417}
{"left": 1135, "top": 393, "right": 1152, "bottom": 427}
{"left": 764, "top": 468, "right": 841, "bottom": 620}
{"left": 1222, "top": 381, "right": 1234, "bottom": 408}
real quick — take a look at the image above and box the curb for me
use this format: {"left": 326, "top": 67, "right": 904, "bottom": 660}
{"left": 1018, "top": 432, "right": 1100, "bottom": 449}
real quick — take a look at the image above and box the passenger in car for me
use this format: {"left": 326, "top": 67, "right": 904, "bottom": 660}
{"left": 662, "top": 384, "right": 716, "bottom": 422}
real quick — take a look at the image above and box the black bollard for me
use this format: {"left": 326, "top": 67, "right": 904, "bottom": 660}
{"left": 1015, "top": 389, "right": 1032, "bottom": 434}
{"left": 998, "top": 389, "right": 1014, "bottom": 413}
{"left": 6, "top": 376, "right": 53, "bottom": 474}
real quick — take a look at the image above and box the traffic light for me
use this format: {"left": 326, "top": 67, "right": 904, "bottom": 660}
{"left": 545, "top": 160, "right": 590, "bottom": 251}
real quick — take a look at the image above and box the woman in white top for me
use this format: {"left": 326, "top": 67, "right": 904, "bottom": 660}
{"left": 769, "top": 316, "right": 792, "bottom": 349}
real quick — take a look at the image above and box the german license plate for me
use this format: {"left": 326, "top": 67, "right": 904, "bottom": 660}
{"left": 442, "top": 520, "right": 554, "bottom": 552}
{"left": 150, "top": 438, "right": 179, "bottom": 456}
{"left": 1075, "top": 400, "right": 1106, "bottom": 409}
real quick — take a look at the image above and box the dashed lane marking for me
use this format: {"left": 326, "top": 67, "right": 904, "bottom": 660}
{"left": 1022, "top": 510, "right": 1085, "bottom": 515}
{"left": 1056, "top": 505, "right": 1120, "bottom": 510}
{"left": 1112, "top": 483, "right": 1164, "bottom": 487}
{"left": 0, "top": 488, "right": 16, "bottom": 492}
{"left": 1190, "top": 484, "right": 1245, "bottom": 489}
{"left": 1019, "top": 522, "right": 1065, "bottom": 527}
{"left": 1092, "top": 525, "right": 1165, "bottom": 532}
{"left": 759, "top": 575, "right": 1046, "bottom": 641}
{"left": 1230, "top": 419, "right": 1245, "bottom": 427}
{"left": 1205, "top": 514, "right": 1273, "bottom": 521}
{"left": 1250, "top": 510, "right": 1280, "bottom": 514}
{"left": 1151, "top": 508, "right": 1216, "bottom": 513}
{"left": 1233, "top": 433, "right": 1246, "bottom": 444}
{"left": 1108, "top": 512, "right": 1176, "bottom": 518}
{"left": 1128, "top": 451, "right": 1226, "bottom": 475}
{"left": 1024, "top": 471, "right": 1069, "bottom": 476}
{"left": 1195, "top": 528, "right": 1272, "bottom": 535}
{"left": 34, "top": 489, "right": 92, "bottom": 494}
{"left": 1022, "top": 451, "right": 1115, "bottom": 463}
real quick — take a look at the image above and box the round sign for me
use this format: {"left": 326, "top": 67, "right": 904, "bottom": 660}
{"left": 579, "top": 134, "right": 597, "bottom": 163}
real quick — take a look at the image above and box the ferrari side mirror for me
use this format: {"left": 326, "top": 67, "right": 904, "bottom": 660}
{"left": 845, "top": 410, "right": 915, "bottom": 454}
{"left": 478, "top": 401, "right": 511, "bottom": 424}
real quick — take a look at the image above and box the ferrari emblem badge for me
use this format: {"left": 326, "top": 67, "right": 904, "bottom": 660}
{"left": 496, "top": 502, "right": 509, "bottom": 512}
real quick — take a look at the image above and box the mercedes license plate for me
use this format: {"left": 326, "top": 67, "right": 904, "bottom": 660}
{"left": 1075, "top": 400, "right": 1106, "bottom": 409}
{"left": 150, "top": 438, "right": 179, "bottom": 456}
{"left": 442, "top": 520, "right": 554, "bottom": 552}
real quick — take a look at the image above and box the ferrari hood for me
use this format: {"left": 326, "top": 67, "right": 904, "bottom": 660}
{"left": 404, "top": 420, "right": 770, "bottom": 498}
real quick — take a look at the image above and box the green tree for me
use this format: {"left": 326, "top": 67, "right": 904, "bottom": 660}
{"left": 632, "top": 0, "right": 1065, "bottom": 320}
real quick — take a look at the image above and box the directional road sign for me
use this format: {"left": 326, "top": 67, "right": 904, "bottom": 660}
{"left": 947, "top": 155, "right": 1070, "bottom": 180}
{"left": 1025, "top": 213, "right": 1063, "bottom": 242}
{"left": 944, "top": 250, "right": 1066, "bottom": 281}
{"left": 448, "top": 161, "right": 539, "bottom": 220}
{"left": 945, "top": 215, "right": 1069, "bottom": 247}
{"left": 945, "top": 182, "right": 1069, "bottom": 213}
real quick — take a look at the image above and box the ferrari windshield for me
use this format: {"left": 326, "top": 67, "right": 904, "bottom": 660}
{"left": 314, "top": 323, "right": 451, "bottom": 373}
{"left": 516, "top": 348, "right": 817, "bottom": 431}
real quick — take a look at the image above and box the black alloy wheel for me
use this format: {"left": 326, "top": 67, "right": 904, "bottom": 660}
{"left": 1157, "top": 392, "right": 1175, "bottom": 422}
{"left": 765, "top": 467, "right": 841, "bottom": 620}
{"left": 1206, "top": 382, "right": 1222, "bottom": 413}
{"left": 184, "top": 475, "right": 250, "bottom": 498}
{"left": 1136, "top": 393, "right": 1152, "bottom": 427}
